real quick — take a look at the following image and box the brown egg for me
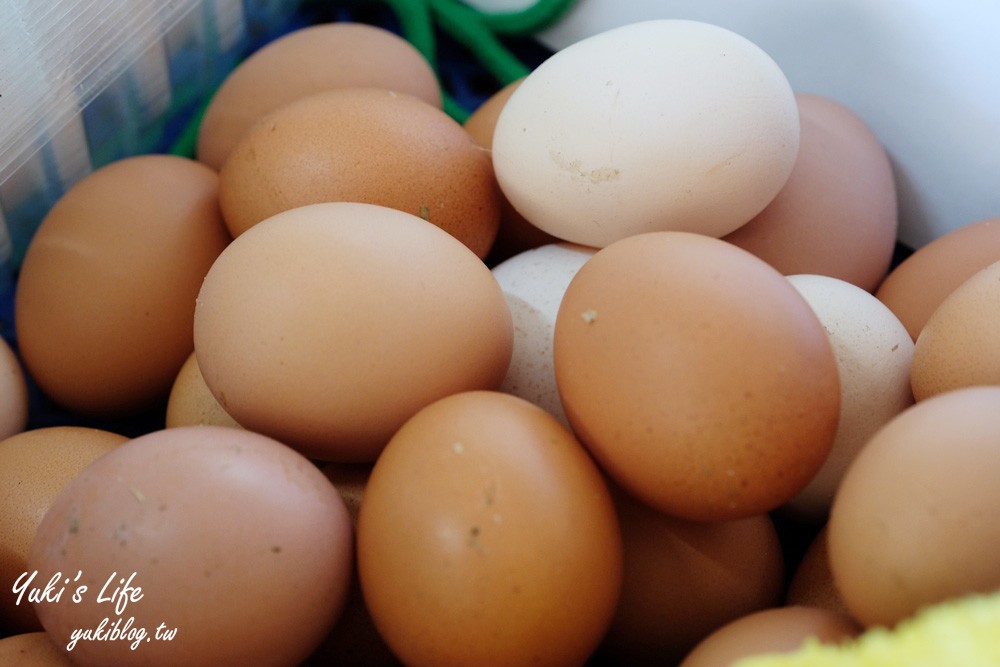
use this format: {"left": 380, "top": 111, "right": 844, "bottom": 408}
{"left": 463, "top": 79, "right": 559, "bottom": 265}
{"left": 194, "top": 202, "right": 513, "bottom": 462}
{"left": 724, "top": 93, "right": 898, "bottom": 292}
{"left": 0, "top": 427, "right": 126, "bottom": 632}
{"left": 909, "top": 260, "right": 1000, "bottom": 401}
{"left": 0, "top": 632, "right": 73, "bottom": 666}
{"left": 14, "top": 155, "right": 231, "bottom": 417}
{"left": 164, "top": 352, "right": 240, "bottom": 429}
{"left": 678, "top": 606, "right": 861, "bottom": 667}
{"left": 197, "top": 22, "right": 441, "bottom": 170}
{"left": 828, "top": 387, "right": 1000, "bottom": 628}
{"left": 554, "top": 232, "right": 840, "bottom": 521}
{"left": 28, "top": 426, "right": 354, "bottom": 667}
{"left": 875, "top": 216, "right": 1000, "bottom": 340}
{"left": 595, "top": 485, "right": 785, "bottom": 666}
{"left": 218, "top": 87, "right": 500, "bottom": 258}
{"left": 0, "top": 335, "right": 28, "bottom": 440}
{"left": 785, "top": 526, "right": 854, "bottom": 620}
{"left": 357, "top": 391, "right": 623, "bottom": 667}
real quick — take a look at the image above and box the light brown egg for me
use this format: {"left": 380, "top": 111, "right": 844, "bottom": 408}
{"left": 0, "top": 336, "right": 28, "bottom": 440}
{"left": 463, "top": 78, "right": 559, "bottom": 265}
{"left": 595, "top": 485, "right": 785, "bottom": 666}
{"left": 218, "top": 87, "right": 500, "bottom": 258}
{"left": 828, "top": 387, "right": 1000, "bottom": 628}
{"left": 194, "top": 202, "right": 513, "bottom": 462}
{"left": 28, "top": 426, "right": 354, "bottom": 667}
{"left": 164, "top": 352, "right": 240, "bottom": 429}
{"left": 724, "top": 93, "right": 898, "bottom": 292}
{"left": 785, "top": 526, "right": 854, "bottom": 620}
{"left": 14, "top": 155, "right": 231, "bottom": 418}
{"left": 0, "top": 632, "right": 73, "bottom": 666}
{"left": 197, "top": 22, "right": 441, "bottom": 170}
{"left": 554, "top": 232, "right": 840, "bottom": 521}
{"left": 678, "top": 606, "right": 861, "bottom": 667}
{"left": 357, "top": 391, "right": 622, "bottom": 667}
{"left": 0, "top": 427, "right": 127, "bottom": 633}
{"left": 909, "top": 259, "right": 1000, "bottom": 401}
{"left": 875, "top": 216, "right": 1000, "bottom": 340}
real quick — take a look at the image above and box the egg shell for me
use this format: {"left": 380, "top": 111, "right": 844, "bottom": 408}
{"left": 785, "top": 526, "right": 854, "bottom": 621}
{"left": 492, "top": 19, "right": 799, "bottom": 248}
{"left": 196, "top": 21, "right": 441, "bottom": 170}
{"left": 27, "top": 426, "right": 354, "bottom": 667}
{"left": 462, "top": 78, "right": 560, "bottom": 264}
{"left": 357, "top": 390, "right": 623, "bottom": 667}
{"left": 218, "top": 87, "right": 500, "bottom": 258}
{"left": 595, "top": 485, "right": 785, "bottom": 666}
{"left": 164, "top": 352, "right": 241, "bottom": 430}
{"left": 0, "top": 427, "right": 126, "bottom": 633}
{"left": 724, "top": 94, "right": 898, "bottom": 292}
{"left": 678, "top": 606, "right": 861, "bottom": 667}
{"left": 909, "top": 259, "right": 1000, "bottom": 401}
{"left": 0, "top": 336, "right": 29, "bottom": 441}
{"left": 781, "top": 275, "right": 914, "bottom": 521}
{"left": 194, "top": 202, "right": 513, "bottom": 462}
{"left": 875, "top": 216, "right": 1000, "bottom": 340}
{"left": 828, "top": 386, "right": 1000, "bottom": 628}
{"left": 0, "top": 632, "right": 73, "bottom": 666}
{"left": 554, "top": 232, "right": 840, "bottom": 521}
{"left": 490, "top": 242, "right": 596, "bottom": 426}
{"left": 14, "top": 155, "right": 231, "bottom": 418}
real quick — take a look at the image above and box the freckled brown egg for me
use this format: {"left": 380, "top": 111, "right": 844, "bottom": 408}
{"left": 875, "top": 216, "right": 1000, "bottom": 340}
{"left": 678, "top": 606, "right": 861, "bottom": 667}
{"left": 0, "top": 427, "right": 127, "bottom": 633}
{"left": 164, "top": 352, "right": 241, "bottom": 430}
{"left": 553, "top": 231, "right": 840, "bottom": 521}
{"left": 197, "top": 22, "right": 442, "bottom": 170}
{"left": 194, "top": 202, "right": 513, "bottom": 462}
{"left": 357, "top": 390, "right": 623, "bottom": 667}
{"left": 786, "top": 526, "right": 854, "bottom": 620}
{"left": 594, "top": 484, "right": 785, "bottom": 666}
{"left": 828, "top": 386, "right": 1000, "bottom": 628}
{"left": 909, "top": 260, "right": 1000, "bottom": 401}
{"left": 14, "top": 155, "right": 231, "bottom": 418}
{"left": 723, "top": 93, "right": 898, "bottom": 292}
{"left": 28, "top": 426, "right": 354, "bottom": 667}
{"left": 218, "top": 87, "right": 500, "bottom": 258}
{"left": 0, "top": 336, "right": 29, "bottom": 440}
{"left": 0, "top": 632, "right": 74, "bottom": 666}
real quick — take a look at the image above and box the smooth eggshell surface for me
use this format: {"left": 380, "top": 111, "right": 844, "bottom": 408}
{"left": 197, "top": 22, "right": 441, "bottom": 170}
{"left": 724, "top": 93, "right": 898, "bottom": 292}
{"left": 194, "top": 202, "right": 513, "bottom": 462}
{"left": 28, "top": 426, "right": 354, "bottom": 667}
{"left": 828, "top": 386, "right": 1000, "bottom": 628}
{"left": 493, "top": 19, "right": 799, "bottom": 248}
{"left": 357, "top": 391, "right": 622, "bottom": 667}
{"left": 491, "top": 242, "right": 596, "bottom": 426}
{"left": 0, "top": 632, "right": 74, "bottom": 666}
{"left": 909, "top": 259, "right": 1000, "bottom": 401}
{"left": 782, "top": 275, "right": 914, "bottom": 521}
{"left": 0, "top": 336, "right": 28, "bottom": 441}
{"left": 164, "top": 352, "right": 241, "bottom": 430}
{"left": 554, "top": 232, "right": 840, "bottom": 521}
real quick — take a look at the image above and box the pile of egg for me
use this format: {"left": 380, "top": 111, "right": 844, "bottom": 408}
{"left": 1, "top": 17, "right": 998, "bottom": 667}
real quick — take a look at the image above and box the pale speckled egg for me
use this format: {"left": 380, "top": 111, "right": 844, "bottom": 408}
{"left": 0, "top": 427, "right": 127, "bottom": 633}
{"left": 875, "top": 216, "right": 1000, "bottom": 340}
{"left": 554, "top": 232, "right": 840, "bottom": 521}
{"left": 678, "top": 606, "right": 860, "bottom": 667}
{"left": 828, "top": 387, "right": 1000, "bottom": 628}
{"left": 218, "top": 87, "right": 500, "bottom": 258}
{"left": 492, "top": 19, "right": 799, "bottom": 248}
{"left": 724, "top": 94, "right": 898, "bottom": 292}
{"left": 490, "top": 242, "right": 596, "bottom": 426}
{"left": 910, "top": 259, "right": 1000, "bottom": 401}
{"left": 194, "top": 202, "right": 513, "bottom": 462}
{"left": 782, "top": 275, "right": 914, "bottom": 521}
{"left": 197, "top": 22, "right": 441, "bottom": 171}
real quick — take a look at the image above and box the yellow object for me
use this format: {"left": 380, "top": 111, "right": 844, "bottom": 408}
{"left": 734, "top": 591, "right": 1000, "bottom": 667}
